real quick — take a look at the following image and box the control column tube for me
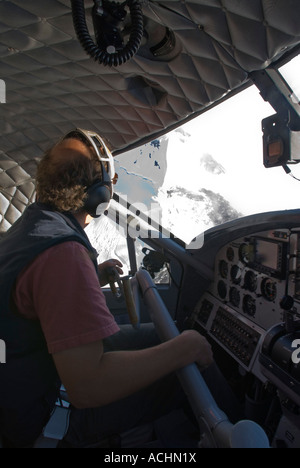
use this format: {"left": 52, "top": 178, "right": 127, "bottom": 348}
{"left": 136, "top": 268, "right": 270, "bottom": 448}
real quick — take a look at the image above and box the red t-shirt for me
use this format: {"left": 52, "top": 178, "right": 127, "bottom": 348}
{"left": 13, "top": 241, "right": 120, "bottom": 354}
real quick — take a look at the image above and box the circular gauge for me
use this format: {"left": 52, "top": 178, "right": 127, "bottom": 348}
{"left": 226, "top": 247, "right": 234, "bottom": 262}
{"left": 261, "top": 278, "right": 277, "bottom": 302}
{"left": 243, "top": 294, "right": 256, "bottom": 316}
{"left": 229, "top": 287, "right": 240, "bottom": 307}
{"left": 219, "top": 260, "right": 228, "bottom": 278}
{"left": 230, "top": 264, "right": 242, "bottom": 284}
{"left": 217, "top": 280, "right": 227, "bottom": 300}
{"left": 239, "top": 243, "right": 253, "bottom": 264}
{"left": 244, "top": 270, "right": 257, "bottom": 292}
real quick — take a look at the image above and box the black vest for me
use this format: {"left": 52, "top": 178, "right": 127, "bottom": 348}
{"left": 0, "top": 202, "right": 98, "bottom": 409}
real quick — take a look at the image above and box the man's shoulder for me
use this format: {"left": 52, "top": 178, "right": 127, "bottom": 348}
{"left": 35, "top": 240, "right": 90, "bottom": 264}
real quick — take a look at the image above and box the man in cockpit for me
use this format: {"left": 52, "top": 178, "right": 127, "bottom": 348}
{"left": 0, "top": 129, "right": 217, "bottom": 448}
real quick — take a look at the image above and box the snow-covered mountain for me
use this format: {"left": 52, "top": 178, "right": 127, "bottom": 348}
{"left": 155, "top": 185, "right": 242, "bottom": 242}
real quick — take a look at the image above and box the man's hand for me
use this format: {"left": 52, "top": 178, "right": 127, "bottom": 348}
{"left": 179, "top": 329, "right": 213, "bottom": 370}
{"left": 98, "top": 259, "right": 123, "bottom": 286}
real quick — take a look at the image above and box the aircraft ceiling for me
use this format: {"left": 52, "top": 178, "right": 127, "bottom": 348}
{"left": 1, "top": 0, "right": 300, "bottom": 230}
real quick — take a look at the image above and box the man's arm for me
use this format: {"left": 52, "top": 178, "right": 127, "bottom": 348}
{"left": 53, "top": 329, "right": 213, "bottom": 409}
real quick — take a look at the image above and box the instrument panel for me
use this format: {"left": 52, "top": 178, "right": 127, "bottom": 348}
{"left": 191, "top": 228, "right": 300, "bottom": 375}
{"left": 193, "top": 294, "right": 264, "bottom": 372}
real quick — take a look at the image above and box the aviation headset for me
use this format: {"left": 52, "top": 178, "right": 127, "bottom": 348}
{"left": 63, "top": 128, "right": 116, "bottom": 218}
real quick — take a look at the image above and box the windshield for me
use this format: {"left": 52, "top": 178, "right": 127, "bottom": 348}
{"left": 114, "top": 82, "right": 300, "bottom": 246}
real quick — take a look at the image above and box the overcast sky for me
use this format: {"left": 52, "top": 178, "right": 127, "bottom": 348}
{"left": 164, "top": 83, "right": 300, "bottom": 218}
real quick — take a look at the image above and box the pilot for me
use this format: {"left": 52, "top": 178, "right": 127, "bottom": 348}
{"left": 0, "top": 129, "right": 214, "bottom": 448}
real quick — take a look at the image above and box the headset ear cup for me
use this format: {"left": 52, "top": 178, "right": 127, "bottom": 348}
{"left": 84, "top": 182, "right": 111, "bottom": 218}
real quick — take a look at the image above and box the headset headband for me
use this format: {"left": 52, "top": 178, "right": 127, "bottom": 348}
{"left": 62, "top": 128, "right": 117, "bottom": 217}
{"left": 75, "top": 128, "right": 115, "bottom": 185}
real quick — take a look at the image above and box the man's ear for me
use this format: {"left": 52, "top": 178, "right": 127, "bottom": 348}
{"left": 84, "top": 214, "right": 93, "bottom": 225}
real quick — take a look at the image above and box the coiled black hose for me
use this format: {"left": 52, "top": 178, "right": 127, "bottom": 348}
{"left": 71, "top": 0, "right": 143, "bottom": 67}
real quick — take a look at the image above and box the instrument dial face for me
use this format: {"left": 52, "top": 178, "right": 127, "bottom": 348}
{"left": 243, "top": 294, "right": 256, "bottom": 316}
{"left": 244, "top": 270, "right": 257, "bottom": 292}
{"left": 217, "top": 280, "right": 227, "bottom": 299}
{"left": 239, "top": 243, "right": 253, "bottom": 264}
{"left": 219, "top": 260, "right": 228, "bottom": 278}
{"left": 230, "top": 264, "right": 242, "bottom": 284}
{"left": 229, "top": 287, "right": 240, "bottom": 307}
{"left": 261, "top": 278, "right": 277, "bottom": 302}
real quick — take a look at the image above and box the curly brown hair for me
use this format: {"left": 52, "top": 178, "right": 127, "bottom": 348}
{"left": 36, "top": 134, "right": 103, "bottom": 213}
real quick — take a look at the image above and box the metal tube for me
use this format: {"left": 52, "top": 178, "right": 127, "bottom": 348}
{"left": 136, "top": 268, "right": 270, "bottom": 448}
{"left": 136, "top": 270, "right": 228, "bottom": 427}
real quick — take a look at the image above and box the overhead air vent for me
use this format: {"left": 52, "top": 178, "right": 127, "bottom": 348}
{"left": 126, "top": 76, "right": 166, "bottom": 106}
